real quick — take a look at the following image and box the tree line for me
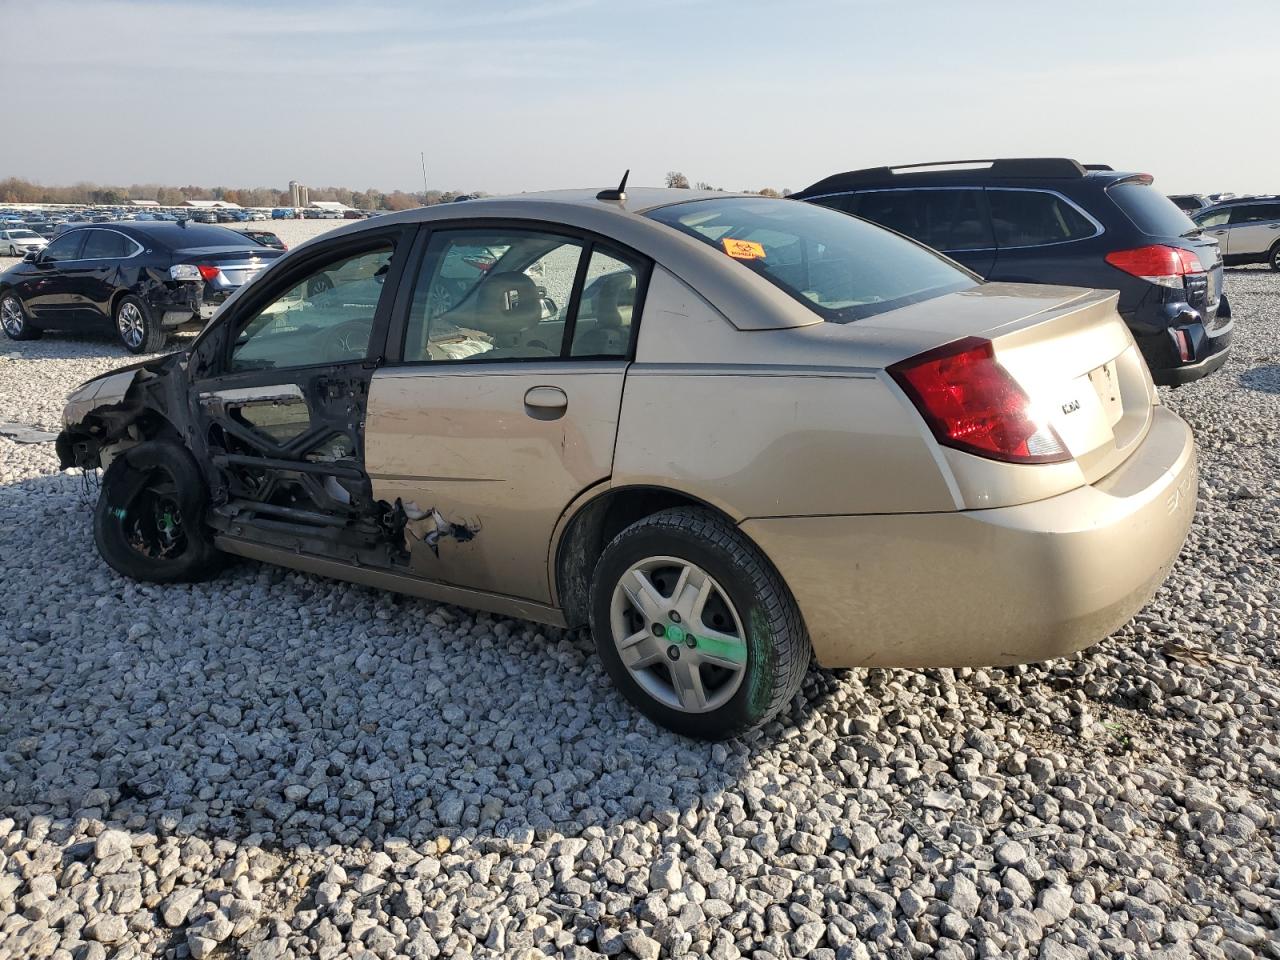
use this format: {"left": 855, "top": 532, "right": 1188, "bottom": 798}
{"left": 0, "top": 174, "right": 793, "bottom": 209}
{"left": 665, "top": 171, "right": 791, "bottom": 197}
{"left": 0, "top": 178, "right": 483, "bottom": 210}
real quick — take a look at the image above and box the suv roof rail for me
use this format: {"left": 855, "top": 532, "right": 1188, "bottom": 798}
{"left": 801, "top": 158, "right": 1092, "bottom": 194}
{"left": 1083, "top": 164, "right": 1113, "bottom": 171}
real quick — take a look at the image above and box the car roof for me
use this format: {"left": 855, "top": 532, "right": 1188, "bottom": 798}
{"left": 56, "top": 220, "right": 256, "bottom": 244}
{"left": 793, "top": 158, "right": 1146, "bottom": 197}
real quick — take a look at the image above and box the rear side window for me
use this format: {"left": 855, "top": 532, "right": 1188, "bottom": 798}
{"left": 1229, "top": 203, "right": 1280, "bottom": 224}
{"left": 851, "top": 189, "right": 993, "bottom": 251}
{"left": 647, "top": 197, "right": 975, "bottom": 323}
{"left": 1106, "top": 181, "right": 1196, "bottom": 237}
{"left": 987, "top": 190, "right": 1097, "bottom": 247}
{"left": 81, "top": 230, "right": 133, "bottom": 259}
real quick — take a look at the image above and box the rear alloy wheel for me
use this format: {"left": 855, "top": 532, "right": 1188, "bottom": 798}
{"left": 114, "top": 294, "right": 165, "bottom": 354}
{"left": 590, "top": 507, "right": 811, "bottom": 739}
{"left": 1270, "top": 242, "right": 1280, "bottom": 273}
{"left": 1, "top": 293, "right": 40, "bottom": 340}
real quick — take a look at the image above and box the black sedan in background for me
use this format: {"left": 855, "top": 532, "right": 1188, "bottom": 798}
{"left": 0, "top": 222, "right": 285, "bottom": 352}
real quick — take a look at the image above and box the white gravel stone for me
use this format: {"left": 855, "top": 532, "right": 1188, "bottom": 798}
{"left": 0, "top": 265, "right": 1278, "bottom": 959}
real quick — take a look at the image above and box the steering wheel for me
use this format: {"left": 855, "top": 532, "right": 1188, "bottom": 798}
{"left": 320, "top": 318, "right": 373, "bottom": 358}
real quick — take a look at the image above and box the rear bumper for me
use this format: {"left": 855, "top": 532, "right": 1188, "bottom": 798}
{"left": 743, "top": 406, "right": 1196, "bottom": 669}
{"left": 1130, "top": 295, "right": 1232, "bottom": 386}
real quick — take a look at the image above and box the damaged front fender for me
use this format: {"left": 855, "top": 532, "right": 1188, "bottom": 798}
{"left": 57, "top": 353, "right": 188, "bottom": 471}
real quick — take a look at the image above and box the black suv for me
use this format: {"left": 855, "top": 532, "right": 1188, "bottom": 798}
{"left": 794, "top": 158, "right": 1231, "bottom": 385}
{"left": 0, "top": 221, "right": 284, "bottom": 353}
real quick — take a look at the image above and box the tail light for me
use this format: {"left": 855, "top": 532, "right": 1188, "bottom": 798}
{"left": 889, "top": 337, "right": 1069, "bottom": 465}
{"left": 168, "top": 264, "right": 222, "bottom": 282}
{"left": 1105, "top": 245, "right": 1203, "bottom": 288}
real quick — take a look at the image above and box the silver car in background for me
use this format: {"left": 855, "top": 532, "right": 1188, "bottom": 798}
{"left": 1195, "top": 196, "right": 1280, "bottom": 271}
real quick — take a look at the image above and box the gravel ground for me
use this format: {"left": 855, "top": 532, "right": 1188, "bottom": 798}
{"left": 1, "top": 268, "right": 1278, "bottom": 960}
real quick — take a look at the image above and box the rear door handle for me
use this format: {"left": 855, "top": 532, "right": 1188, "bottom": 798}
{"left": 524, "top": 385, "right": 568, "bottom": 419}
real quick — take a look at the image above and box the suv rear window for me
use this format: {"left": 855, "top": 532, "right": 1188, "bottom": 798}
{"left": 1107, "top": 181, "right": 1196, "bottom": 237}
{"left": 646, "top": 197, "right": 975, "bottom": 323}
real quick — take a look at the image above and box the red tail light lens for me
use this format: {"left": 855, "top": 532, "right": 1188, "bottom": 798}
{"left": 1105, "top": 245, "right": 1203, "bottom": 288}
{"left": 888, "top": 337, "right": 1069, "bottom": 464}
{"left": 196, "top": 264, "right": 220, "bottom": 282}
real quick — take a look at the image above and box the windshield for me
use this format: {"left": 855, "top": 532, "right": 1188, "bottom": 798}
{"left": 9, "top": 230, "right": 39, "bottom": 239}
{"left": 1107, "top": 181, "right": 1197, "bottom": 237}
{"left": 646, "top": 197, "right": 975, "bottom": 322}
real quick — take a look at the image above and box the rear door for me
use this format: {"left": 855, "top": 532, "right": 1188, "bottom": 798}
{"left": 1226, "top": 202, "right": 1280, "bottom": 257}
{"left": 76, "top": 228, "right": 139, "bottom": 319}
{"left": 186, "top": 226, "right": 411, "bottom": 556}
{"left": 364, "top": 225, "right": 648, "bottom": 602}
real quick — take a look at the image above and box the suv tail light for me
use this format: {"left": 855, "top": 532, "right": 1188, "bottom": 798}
{"left": 889, "top": 337, "right": 1069, "bottom": 465}
{"left": 1105, "top": 245, "right": 1203, "bottom": 288}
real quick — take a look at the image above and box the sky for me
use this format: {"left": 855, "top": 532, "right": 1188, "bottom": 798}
{"left": 5, "top": 0, "right": 1279, "bottom": 197}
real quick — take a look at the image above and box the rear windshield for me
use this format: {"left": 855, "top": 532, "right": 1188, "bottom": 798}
{"left": 646, "top": 197, "right": 976, "bottom": 322}
{"left": 1107, "top": 181, "right": 1197, "bottom": 237}
{"left": 151, "top": 223, "right": 260, "bottom": 249}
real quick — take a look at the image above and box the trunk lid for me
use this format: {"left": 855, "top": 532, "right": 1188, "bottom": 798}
{"left": 171, "top": 245, "right": 284, "bottom": 289}
{"left": 861, "top": 281, "right": 1158, "bottom": 497}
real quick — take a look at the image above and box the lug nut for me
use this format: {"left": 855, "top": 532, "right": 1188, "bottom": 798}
{"left": 666, "top": 646, "right": 680, "bottom": 661}
{"left": 651, "top": 623, "right": 665, "bottom": 637}
{"left": 669, "top": 611, "right": 682, "bottom": 624}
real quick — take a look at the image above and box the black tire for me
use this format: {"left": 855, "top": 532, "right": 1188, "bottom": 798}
{"left": 1, "top": 292, "right": 41, "bottom": 341}
{"left": 114, "top": 294, "right": 166, "bottom": 354}
{"left": 1269, "top": 242, "right": 1280, "bottom": 273}
{"left": 589, "top": 507, "right": 811, "bottom": 739}
{"left": 93, "top": 440, "right": 223, "bottom": 583}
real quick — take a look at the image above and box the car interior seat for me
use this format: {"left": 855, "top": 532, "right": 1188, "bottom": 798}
{"left": 573, "top": 271, "right": 635, "bottom": 355}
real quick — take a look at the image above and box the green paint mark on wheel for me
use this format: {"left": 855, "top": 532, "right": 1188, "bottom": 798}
{"left": 691, "top": 631, "right": 747, "bottom": 665}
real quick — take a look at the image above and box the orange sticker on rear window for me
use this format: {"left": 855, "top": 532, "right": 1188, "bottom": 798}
{"left": 722, "top": 238, "right": 766, "bottom": 260}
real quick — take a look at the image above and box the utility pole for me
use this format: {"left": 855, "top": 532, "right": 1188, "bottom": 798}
{"left": 420, "top": 152, "right": 428, "bottom": 201}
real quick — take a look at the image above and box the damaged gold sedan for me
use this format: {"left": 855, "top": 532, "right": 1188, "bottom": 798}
{"left": 59, "top": 187, "right": 1197, "bottom": 738}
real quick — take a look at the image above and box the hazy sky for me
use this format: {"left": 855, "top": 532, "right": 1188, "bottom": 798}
{"left": 6, "top": 0, "right": 1279, "bottom": 196}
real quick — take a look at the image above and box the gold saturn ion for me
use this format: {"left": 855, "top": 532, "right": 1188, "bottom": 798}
{"left": 58, "top": 187, "right": 1197, "bottom": 738}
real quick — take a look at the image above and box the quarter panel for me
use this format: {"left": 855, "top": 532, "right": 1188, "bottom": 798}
{"left": 611, "top": 370, "right": 955, "bottom": 517}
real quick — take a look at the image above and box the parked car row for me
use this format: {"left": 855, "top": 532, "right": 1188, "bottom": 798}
{"left": 52, "top": 185, "right": 1199, "bottom": 737}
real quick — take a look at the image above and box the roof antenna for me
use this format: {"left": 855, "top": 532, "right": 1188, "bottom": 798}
{"left": 596, "top": 169, "right": 629, "bottom": 202}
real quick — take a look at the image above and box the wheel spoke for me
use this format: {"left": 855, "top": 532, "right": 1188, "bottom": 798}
{"left": 621, "top": 569, "right": 666, "bottom": 624}
{"left": 619, "top": 632, "right": 666, "bottom": 670}
{"left": 670, "top": 659, "right": 708, "bottom": 711}
{"left": 674, "top": 567, "right": 713, "bottom": 626}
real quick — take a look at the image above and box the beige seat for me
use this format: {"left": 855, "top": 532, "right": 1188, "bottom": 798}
{"left": 573, "top": 271, "right": 635, "bottom": 355}
{"left": 467, "top": 272, "right": 543, "bottom": 342}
